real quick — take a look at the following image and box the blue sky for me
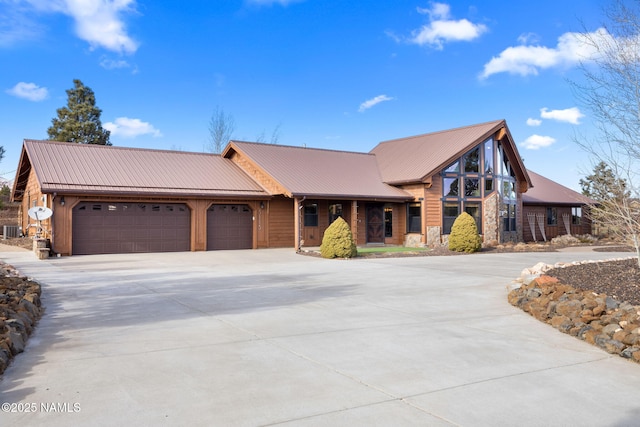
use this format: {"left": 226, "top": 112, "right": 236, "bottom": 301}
{"left": 0, "top": 0, "right": 613, "bottom": 190}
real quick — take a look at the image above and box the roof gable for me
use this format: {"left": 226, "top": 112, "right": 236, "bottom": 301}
{"left": 370, "top": 120, "right": 531, "bottom": 187}
{"left": 523, "top": 171, "right": 594, "bottom": 205}
{"left": 223, "top": 141, "right": 411, "bottom": 200}
{"left": 13, "top": 140, "right": 267, "bottom": 198}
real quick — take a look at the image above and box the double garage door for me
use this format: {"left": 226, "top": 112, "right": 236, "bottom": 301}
{"left": 72, "top": 202, "right": 191, "bottom": 255}
{"left": 72, "top": 202, "right": 253, "bottom": 255}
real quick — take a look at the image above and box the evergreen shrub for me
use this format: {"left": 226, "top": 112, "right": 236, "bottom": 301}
{"left": 448, "top": 212, "right": 482, "bottom": 253}
{"left": 320, "top": 217, "right": 357, "bottom": 259}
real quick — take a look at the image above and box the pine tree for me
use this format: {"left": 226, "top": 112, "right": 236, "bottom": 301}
{"left": 47, "top": 79, "right": 111, "bottom": 145}
{"left": 579, "top": 161, "right": 629, "bottom": 203}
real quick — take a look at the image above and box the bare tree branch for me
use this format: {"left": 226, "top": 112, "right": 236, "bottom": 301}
{"left": 572, "top": 0, "right": 640, "bottom": 265}
{"left": 208, "top": 106, "right": 235, "bottom": 154}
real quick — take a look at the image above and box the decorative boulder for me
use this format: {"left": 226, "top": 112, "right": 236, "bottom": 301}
{"left": 448, "top": 212, "right": 482, "bottom": 253}
{"left": 320, "top": 217, "right": 357, "bottom": 259}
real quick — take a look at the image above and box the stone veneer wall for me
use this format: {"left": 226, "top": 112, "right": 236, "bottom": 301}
{"left": 509, "top": 259, "right": 640, "bottom": 363}
{"left": 404, "top": 233, "right": 424, "bottom": 248}
{"left": 483, "top": 192, "right": 498, "bottom": 244}
{"left": 426, "top": 226, "right": 442, "bottom": 247}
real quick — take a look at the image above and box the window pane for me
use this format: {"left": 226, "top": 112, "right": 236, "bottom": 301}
{"left": 407, "top": 203, "right": 421, "bottom": 233}
{"left": 464, "top": 202, "right": 481, "bottom": 233}
{"left": 547, "top": 207, "right": 557, "bottom": 225}
{"left": 304, "top": 204, "right": 318, "bottom": 227}
{"left": 444, "top": 178, "right": 459, "bottom": 196}
{"left": 443, "top": 202, "right": 459, "bottom": 217}
{"left": 496, "top": 145, "right": 503, "bottom": 176}
{"left": 444, "top": 161, "right": 459, "bottom": 173}
{"left": 485, "top": 178, "right": 494, "bottom": 194}
{"left": 464, "top": 178, "right": 480, "bottom": 197}
{"left": 484, "top": 139, "right": 494, "bottom": 174}
{"left": 464, "top": 147, "right": 480, "bottom": 173}
{"left": 443, "top": 202, "right": 459, "bottom": 234}
{"left": 572, "top": 206, "right": 582, "bottom": 225}
{"left": 384, "top": 206, "right": 393, "bottom": 237}
{"left": 329, "top": 203, "right": 343, "bottom": 223}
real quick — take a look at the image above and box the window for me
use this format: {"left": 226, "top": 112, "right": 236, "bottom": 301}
{"left": 442, "top": 140, "right": 492, "bottom": 235}
{"left": 503, "top": 203, "right": 516, "bottom": 231}
{"left": 443, "top": 202, "right": 459, "bottom": 234}
{"left": 444, "top": 178, "right": 459, "bottom": 196}
{"left": 304, "top": 204, "right": 318, "bottom": 227}
{"left": 465, "top": 203, "right": 481, "bottom": 234}
{"left": 464, "top": 147, "right": 480, "bottom": 173}
{"left": 484, "top": 139, "right": 494, "bottom": 174}
{"left": 547, "top": 207, "right": 557, "bottom": 226}
{"left": 572, "top": 207, "right": 582, "bottom": 225}
{"left": 444, "top": 161, "right": 459, "bottom": 173}
{"left": 464, "top": 178, "right": 480, "bottom": 197}
{"left": 329, "top": 203, "right": 343, "bottom": 224}
{"left": 384, "top": 206, "right": 393, "bottom": 237}
{"left": 407, "top": 202, "right": 421, "bottom": 233}
{"left": 485, "top": 178, "right": 494, "bottom": 193}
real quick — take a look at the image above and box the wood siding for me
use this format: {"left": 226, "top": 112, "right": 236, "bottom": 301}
{"left": 20, "top": 167, "right": 49, "bottom": 239}
{"left": 268, "top": 196, "right": 295, "bottom": 248}
{"left": 522, "top": 205, "right": 592, "bottom": 242}
{"left": 229, "top": 151, "right": 289, "bottom": 196}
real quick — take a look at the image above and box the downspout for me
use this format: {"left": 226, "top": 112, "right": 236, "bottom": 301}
{"left": 297, "top": 196, "right": 306, "bottom": 252}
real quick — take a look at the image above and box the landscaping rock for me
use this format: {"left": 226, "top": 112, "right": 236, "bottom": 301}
{"left": 509, "top": 264, "right": 640, "bottom": 365}
{"left": 0, "top": 262, "right": 43, "bottom": 374}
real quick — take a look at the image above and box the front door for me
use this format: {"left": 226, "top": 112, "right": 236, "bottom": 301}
{"left": 366, "top": 204, "right": 384, "bottom": 243}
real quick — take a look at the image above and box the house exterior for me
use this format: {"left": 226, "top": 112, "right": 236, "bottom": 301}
{"left": 11, "top": 119, "right": 587, "bottom": 256}
{"left": 371, "top": 120, "right": 532, "bottom": 246}
{"left": 522, "top": 170, "right": 594, "bottom": 242}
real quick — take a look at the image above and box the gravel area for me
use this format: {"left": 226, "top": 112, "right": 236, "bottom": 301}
{"left": 547, "top": 257, "right": 640, "bottom": 306}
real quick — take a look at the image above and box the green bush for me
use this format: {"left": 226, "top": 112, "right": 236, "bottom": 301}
{"left": 320, "top": 217, "right": 357, "bottom": 259}
{"left": 448, "top": 212, "right": 482, "bottom": 253}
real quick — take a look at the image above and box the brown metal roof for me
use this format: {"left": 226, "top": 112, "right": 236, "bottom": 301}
{"left": 523, "top": 170, "right": 594, "bottom": 205}
{"left": 370, "top": 120, "right": 531, "bottom": 187}
{"left": 17, "top": 140, "right": 267, "bottom": 198}
{"left": 224, "top": 141, "right": 412, "bottom": 200}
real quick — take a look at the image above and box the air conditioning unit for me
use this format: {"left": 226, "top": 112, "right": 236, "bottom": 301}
{"left": 3, "top": 225, "right": 20, "bottom": 239}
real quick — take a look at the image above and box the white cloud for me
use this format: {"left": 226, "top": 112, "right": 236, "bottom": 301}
{"left": 517, "top": 32, "right": 540, "bottom": 45}
{"left": 244, "top": 0, "right": 303, "bottom": 6}
{"left": 6, "top": 82, "right": 48, "bottom": 101}
{"left": 100, "top": 57, "right": 130, "bottom": 69}
{"left": 358, "top": 95, "right": 394, "bottom": 112}
{"left": 521, "top": 134, "right": 556, "bottom": 150}
{"left": 408, "top": 2, "right": 487, "bottom": 49}
{"left": 540, "top": 107, "right": 584, "bottom": 125}
{"left": 104, "top": 117, "right": 162, "bottom": 138}
{"left": 480, "top": 28, "right": 610, "bottom": 79}
{"left": 26, "top": 0, "right": 139, "bottom": 54}
{"left": 526, "top": 118, "right": 542, "bottom": 127}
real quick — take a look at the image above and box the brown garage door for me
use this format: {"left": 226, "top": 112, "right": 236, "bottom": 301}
{"left": 72, "top": 202, "right": 191, "bottom": 255}
{"left": 207, "top": 204, "right": 253, "bottom": 250}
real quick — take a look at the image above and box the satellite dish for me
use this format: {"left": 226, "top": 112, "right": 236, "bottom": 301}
{"left": 28, "top": 206, "right": 53, "bottom": 221}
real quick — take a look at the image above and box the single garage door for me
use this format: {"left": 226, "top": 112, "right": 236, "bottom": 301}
{"left": 72, "top": 202, "right": 191, "bottom": 255}
{"left": 207, "top": 204, "right": 253, "bottom": 250}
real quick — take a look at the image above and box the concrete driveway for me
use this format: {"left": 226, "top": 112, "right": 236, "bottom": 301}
{"left": 1, "top": 248, "right": 639, "bottom": 426}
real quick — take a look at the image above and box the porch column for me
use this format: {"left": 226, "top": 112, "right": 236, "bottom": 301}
{"left": 294, "top": 197, "right": 302, "bottom": 251}
{"left": 351, "top": 200, "right": 358, "bottom": 245}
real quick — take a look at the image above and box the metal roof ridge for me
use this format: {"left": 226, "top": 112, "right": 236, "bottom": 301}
{"left": 24, "top": 139, "right": 221, "bottom": 158}
{"left": 229, "top": 140, "right": 377, "bottom": 157}
{"left": 375, "top": 119, "right": 505, "bottom": 146}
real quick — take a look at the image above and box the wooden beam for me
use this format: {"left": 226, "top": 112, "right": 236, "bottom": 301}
{"left": 495, "top": 127, "right": 506, "bottom": 141}
{"left": 294, "top": 197, "right": 302, "bottom": 251}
